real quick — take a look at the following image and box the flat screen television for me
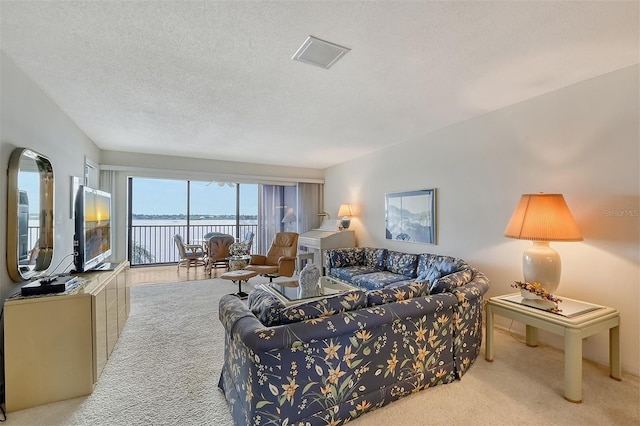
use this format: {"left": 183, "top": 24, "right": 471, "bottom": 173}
{"left": 73, "top": 186, "right": 112, "bottom": 273}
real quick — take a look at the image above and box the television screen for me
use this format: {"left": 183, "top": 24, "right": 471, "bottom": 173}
{"left": 73, "top": 186, "right": 112, "bottom": 273}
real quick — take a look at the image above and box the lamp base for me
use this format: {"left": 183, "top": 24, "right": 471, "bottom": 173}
{"left": 523, "top": 241, "right": 561, "bottom": 294}
{"left": 340, "top": 218, "right": 351, "bottom": 230}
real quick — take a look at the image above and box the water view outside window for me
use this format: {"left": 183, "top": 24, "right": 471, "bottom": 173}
{"left": 129, "top": 178, "right": 258, "bottom": 266}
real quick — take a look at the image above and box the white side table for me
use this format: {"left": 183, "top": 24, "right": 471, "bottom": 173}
{"left": 485, "top": 293, "right": 621, "bottom": 403}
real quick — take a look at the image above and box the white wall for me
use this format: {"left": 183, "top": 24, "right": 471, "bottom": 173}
{"left": 324, "top": 65, "right": 639, "bottom": 376}
{"left": 0, "top": 52, "right": 101, "bottom": 300}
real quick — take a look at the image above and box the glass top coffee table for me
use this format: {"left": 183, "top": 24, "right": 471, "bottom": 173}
{"left": 266, "top": 276, "right": 356, "bottom": 306}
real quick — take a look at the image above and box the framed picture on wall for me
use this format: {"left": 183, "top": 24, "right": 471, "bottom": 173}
{"left": 385, "top": 188, "right": 436, "bottom": 244}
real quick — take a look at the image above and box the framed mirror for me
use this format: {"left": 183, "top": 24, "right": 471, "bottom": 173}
{"left": 7, "top": 148, "right": 55, "bottom": 281}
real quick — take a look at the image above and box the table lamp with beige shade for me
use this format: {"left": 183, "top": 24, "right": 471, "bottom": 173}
{"left": 504, "top": 193, "right": 583, "bottom": 297}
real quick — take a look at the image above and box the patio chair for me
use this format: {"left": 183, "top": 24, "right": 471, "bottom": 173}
{"left": 242, "top": 231, "right": 255, "bottom": 254}
{"left": 174, "top": 234, "right": 205, "bottom": 271}
{"left": 203, "top": 231, "right": 226, "bottom": 240}
{"left": 205, "top": 233, "right": 235, "bottom": 275}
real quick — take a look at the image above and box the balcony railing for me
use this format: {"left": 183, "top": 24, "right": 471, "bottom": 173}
{"left": 130, "top": 223, "right": 258, "bottom": 266}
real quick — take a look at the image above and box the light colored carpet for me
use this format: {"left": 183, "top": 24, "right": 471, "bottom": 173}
{"left": 4, "top": 279, "right": 639, "bottom": 426}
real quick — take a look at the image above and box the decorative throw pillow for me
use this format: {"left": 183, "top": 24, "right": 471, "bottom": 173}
{"left": 417, "top": 254, "right": 469, "bottom": 277}
{"left": 367, "top": 281, "right": 429, "bottom": 306}
{"left": 280, "top": 290, "right": 367, "bottom": 325}
{"left": 416, "top": 268, "right": 442, "bottom": 288}
{"left": 247, "top": 285, "right": 285, "bottom": 326}
{"left": 430, "top": 268, "right": 474, "bottom": 294}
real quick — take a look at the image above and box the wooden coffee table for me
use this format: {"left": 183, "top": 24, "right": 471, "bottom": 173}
{"left": 220, "top": 269, "right": 258, "bottom": 299}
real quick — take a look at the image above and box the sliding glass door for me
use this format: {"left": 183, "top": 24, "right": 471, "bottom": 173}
{"left": 127, "top": 177, "right": 257, "bottom": 266}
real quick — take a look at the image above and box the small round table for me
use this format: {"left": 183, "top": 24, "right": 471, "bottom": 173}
{"left": 220, "top": 269, "right": 258, "bottom": 299}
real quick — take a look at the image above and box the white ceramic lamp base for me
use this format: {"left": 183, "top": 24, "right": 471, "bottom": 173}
{"left": 522, "top": 241, "right": 561, "bottom": 294}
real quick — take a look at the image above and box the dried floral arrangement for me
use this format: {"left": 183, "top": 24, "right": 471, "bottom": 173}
{"left": 512, "top": 281, "right": 563, "bottom": 304}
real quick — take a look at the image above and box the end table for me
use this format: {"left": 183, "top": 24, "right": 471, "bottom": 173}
{"left": 485, "top": 293, "right": 621, "bottom": 403}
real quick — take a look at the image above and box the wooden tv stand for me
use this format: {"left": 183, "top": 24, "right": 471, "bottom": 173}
{"left": 3, "top": 261, "right": 130, "bottom": 412}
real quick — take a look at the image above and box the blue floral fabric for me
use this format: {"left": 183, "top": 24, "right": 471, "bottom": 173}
{"left": 385, "top": 251, "right": 419, "bottom": 278}
{"left": 416, "top": 267, "right": 442, "bottom": 286}
{"left": 247, "top": 285, "right": 285, "bottom": 326}
{"left": 352, "top": 271, "right": 408, "bottom": 290}
{"left": 218, "top": 293, "right": 459, "bottom": 426}
{"left": 366, "top": 281, "right": 429, "bottom": 306}
{"left": 451, "top": 269, "right": 490, "bottom": 377}
{"left": 219, "top": 248, "right": 490, "bottom": 426}
{"left": 326, "top": 249, "right": 470, "bottom": 291}
{"left": 329, "top": 265, "right": 382, "bottom": 283}
{"left": 362, "top": 247, "right": 388, "bottom": 269}
{"left": 430, "top": 268, "right": 474, "bottom": 294}
{"left": 417, "top": 254, "right": 469, "bottom": 280}
{"left": 325, "top": 247, "right": 388, "bottom": 271}
{"left": 326, "top": 247, "right": 365, "bottom": 268}
{"left": 280, "top": 289, "right": 367, "bottom": 324}
{"left": 248, "top": 286, "right": 368, "bottom": 326}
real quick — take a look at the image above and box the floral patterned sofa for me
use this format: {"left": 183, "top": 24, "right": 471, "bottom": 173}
{"left": 325, "top": 247, "right": 470, "bottom": 292}
{"left": 218, "top": 247, "right": 489, "bottom": 426}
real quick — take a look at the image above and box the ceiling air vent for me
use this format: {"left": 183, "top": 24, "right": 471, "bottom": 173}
{"left": 292, "top": 36, "right": 350, "bottom": 69}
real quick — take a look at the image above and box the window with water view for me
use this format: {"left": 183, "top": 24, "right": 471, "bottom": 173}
{"left": 128, "top": 177, "right": 258, "bottom": 266}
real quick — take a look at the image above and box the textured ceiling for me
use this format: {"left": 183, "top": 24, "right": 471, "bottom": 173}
{"left": 1, "top": 1, "right": 638, "bottom": 169}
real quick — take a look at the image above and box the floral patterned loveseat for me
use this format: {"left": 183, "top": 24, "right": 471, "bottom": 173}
{"left": 218, "top": 248, "right": 489, "bottom": 426}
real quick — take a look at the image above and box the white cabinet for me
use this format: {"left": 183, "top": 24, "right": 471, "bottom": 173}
{"left": 4, "top": 261, "right": 129, "bottom": 412}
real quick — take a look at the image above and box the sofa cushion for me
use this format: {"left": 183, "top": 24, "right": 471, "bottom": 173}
{"left": 247, "top": 285, "right": 285, "bottom": 326}
{"left": 329, "top": 266, "right": 381, "bottom": 283}
{"left": 363, "top": 247, "right": 388, "bottom": 269}
{"left": 327, "top": 247, "right": 365, "bottom": 268}
{"left": 280, "top": 290, "right": 367, "bottom": 324}
{"left": 352, "top": 271, "right": 408, "bottom": 290}
{"left": 385, "top": 251, "right": 419, "bottom": 278}
{"left": 366, "top": 281, "right": 430, "bottom": 306}
{"left": 430, "top": 268, "right": 474, "bottom": 294}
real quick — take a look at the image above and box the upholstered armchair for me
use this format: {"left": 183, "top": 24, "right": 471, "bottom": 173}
{"left": 246, "top": 232, "right": 298, "bottom": 280}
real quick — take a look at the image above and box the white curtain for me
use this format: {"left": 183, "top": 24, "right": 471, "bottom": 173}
{"left": 297, "top": 182, "right": 324, "bottom": 234}
{"left": 258, "top": 185, "right": 285, "bottom": 254}
{"left": 258, "top": 183, "right": 323, "bottom": 253}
